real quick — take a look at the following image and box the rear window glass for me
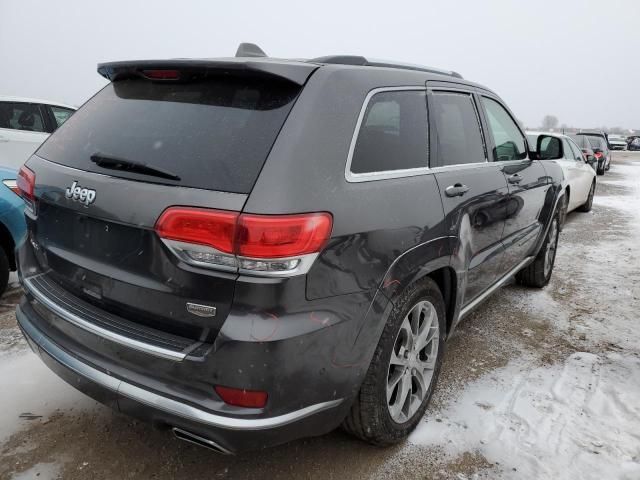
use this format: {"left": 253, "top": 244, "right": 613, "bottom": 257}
{"left": 37, "top": 76, "right": 301, "bottom": 193}
{"left": 350, "top": 90, "right": 428, "bottom": 174}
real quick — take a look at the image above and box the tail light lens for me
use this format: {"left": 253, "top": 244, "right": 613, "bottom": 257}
{"left": 17, "top": 166, "right": 35, "bottom": 199}
{"left": 155, "top": 207, "right": 332, "bottom": 276}
{"left": 214, "top": 386, "right": 268, "bottom": 409}
{"left": 17, "top": 166, "right": 36, "bottom": 212}
{"left": 594, "top": 152, "right": 603, "bottom": 158}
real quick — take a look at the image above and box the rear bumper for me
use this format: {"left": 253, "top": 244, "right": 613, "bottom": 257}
{"left": 17, "top": 303, "right": 351, "bottom": 453}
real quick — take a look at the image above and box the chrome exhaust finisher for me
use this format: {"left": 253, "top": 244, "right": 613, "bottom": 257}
{"left": 172, "top": 427, "right": 233, "bottom": 455}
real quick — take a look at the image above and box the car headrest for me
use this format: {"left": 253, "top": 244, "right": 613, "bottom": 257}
{"left": 18, "top": 110, "right": 35, "bottom": 127}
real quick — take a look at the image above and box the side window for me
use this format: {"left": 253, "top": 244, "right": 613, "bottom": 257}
{"left": 49, "top": 106, "right": 74, "bottom": 129}
{"left": 350, "top": 90, "right": 428, "bottom": 175}
{"left": 481, "top": 97, "right": 527, "bottom": 161}
{"left": 567, "top": 139, "right": 584, "bottom": 161}
{"left": 430, "top": 91, "right": 485, "bottom": 166}
{"left": 0, "top": 102, "right": 46, "bottom": 132}
{"left": 562, "top": 139, "right": 574, "bottom": 159}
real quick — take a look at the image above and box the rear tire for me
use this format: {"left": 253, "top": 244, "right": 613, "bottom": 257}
{"left": 577, "top": 182, "right": 595, "bottom": 213}
{"left": 342, "top": 277, "right": 445, "bottom": 445}
{"left": 516, "top": 213, "right": 559, "bottom": 288}
{"left": 0, "top": 248, "right": 9, "bottom": 297}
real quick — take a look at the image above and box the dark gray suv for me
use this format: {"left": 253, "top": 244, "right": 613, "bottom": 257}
{"left": 16, "top": 45, "right": 565, "bottom": 453}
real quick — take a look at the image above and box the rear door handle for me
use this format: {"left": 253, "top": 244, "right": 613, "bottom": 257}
{"left": 445, "top": 183, "right": 470, "bottom": 197}
{"left": 508, "top": 173, "right": 523, "bottom": 184}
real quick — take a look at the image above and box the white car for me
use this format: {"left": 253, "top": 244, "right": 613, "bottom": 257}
{"left": 607, "top": 134, "right": 627, "bottom": 151}
{"left": 0, "top": 96, "right": 75, "bottom": 169}
{"left": 527, "top": 131, "right": 596, "bottom": 223}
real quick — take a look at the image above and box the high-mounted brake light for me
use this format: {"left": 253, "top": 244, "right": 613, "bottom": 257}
{"left": 154, "top": 208, "right": 333, "bottom": 276}
{"left": 214, "top": 386, "right": 268, "bottom": 409}
{"left": 141, "top": 69, "right": 181, "bottom": 80}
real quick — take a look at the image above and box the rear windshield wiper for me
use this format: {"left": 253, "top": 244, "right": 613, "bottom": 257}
{"left": 90, "top": 153, "right": 181, "bottom": 181}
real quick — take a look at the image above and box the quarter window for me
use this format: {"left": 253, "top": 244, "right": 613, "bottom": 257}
{"left": 0, "top": 102, "right": 46, "bottom": 133}
{"left": 49, "top": 106, "right": 74, "bottom": 128}
{"left": 350, "top": 90, "right": 428, "bottom": 175}
{"left": 430, "top": 91, "right": 485, "bottom": 166}
{"left": 481, "top": 97, "right": 527, "bottom": 161}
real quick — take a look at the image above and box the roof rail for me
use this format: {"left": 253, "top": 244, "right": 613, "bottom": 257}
{"left": 309, "top": 55, "right": 463, "bottom": 79}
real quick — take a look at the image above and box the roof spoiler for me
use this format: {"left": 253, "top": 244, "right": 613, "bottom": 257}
{"left": 97, "top": 58, "right": 316, "bottom": 86}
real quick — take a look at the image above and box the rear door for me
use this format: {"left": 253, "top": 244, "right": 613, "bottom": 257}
{"left": 0, "top": 101, "right": 49, "bottom": 168}
{"left": 24, "top": 69, "right": 306, "bottom": 344}
{"left": 566, "top": 138, "right": 594, "bottom": 207}
{"left": 479, "top": 95, "right": 550, "bottom": 272}
{"left": 428, "top": 87, "right": 509, "bottom": 305}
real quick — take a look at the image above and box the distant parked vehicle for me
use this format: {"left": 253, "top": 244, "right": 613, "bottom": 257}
{"left": 574, "top": 132, "right": 611, "bottom": 175}
{"left": 569, "top": 135, "right": 597, "bottom": 171}
{"left": 607, "top": 134, "right": 627, "bottom": 150}
{"left": 0, "top": 97, "right": 75, "bottom": 169}
{"left": 529, "top": 132, "right": 596, "bottom": 224}
{"left": 627, "top": 136, "right": 640, "bottom": 151}
{"left": 0, "top": 166, "right": 25, "bottom": 295}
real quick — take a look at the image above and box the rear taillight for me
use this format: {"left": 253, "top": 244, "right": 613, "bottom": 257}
{"left": 594, "top": 152, "right": 603, "bottom": 158}
{"left": 214, "top": 386, "right": 268, "bottom": 409}
{"left": 155, "top": 208, "right": 332, "bottom": 276}
{"left": 16, "top": 166, "right": 36, "bottom": 211}
{"left": 2, "top": 180, "right": 20, "bottom": 196}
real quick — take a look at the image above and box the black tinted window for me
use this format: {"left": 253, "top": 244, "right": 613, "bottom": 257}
{"left": 431, "top": 92, "right": 485, "bottom": 166}
{"left": 350, "top": 90, "right": 428, "bottom": 174}
{"left": 37, "top": 76, "right": 301, "bottom": 193}
{"left": 49, "top": 106, "right": 74, "bottom": 128}
{"left": 0, "top": 102, "right": 46, "bottom": 132}
{"left": 482, "top": 97, "right": 527, "bottom": 161}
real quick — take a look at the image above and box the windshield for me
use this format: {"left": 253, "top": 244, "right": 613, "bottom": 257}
{"left": 37, "top": 76, "right": 301, "bottom": 193}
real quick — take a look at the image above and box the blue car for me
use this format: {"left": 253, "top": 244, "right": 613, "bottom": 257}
{"left": 0, "top": 166, "right": 26, "bottom": 295}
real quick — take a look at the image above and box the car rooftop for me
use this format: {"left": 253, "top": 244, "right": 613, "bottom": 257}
{"left": 0, "top": 95, "right": 76, "bottom": 110}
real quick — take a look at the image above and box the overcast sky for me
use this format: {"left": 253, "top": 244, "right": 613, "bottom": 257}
{"left": 1, "top": 0, "right": 638, "bottom": 129}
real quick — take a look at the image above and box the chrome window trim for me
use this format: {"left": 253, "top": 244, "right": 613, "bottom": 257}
{"left": 345, "top": 86, "right": 429, "bottom": 183}
{"left": 17, "top": 306, "right": 344, "bottom": 432}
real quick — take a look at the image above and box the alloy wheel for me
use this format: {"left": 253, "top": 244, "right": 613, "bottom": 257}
{"left": 386, "top": 300, "right": 440, "bottom": 424}
{"left": 543, "top": 218, "right": 559, "bottom": 277}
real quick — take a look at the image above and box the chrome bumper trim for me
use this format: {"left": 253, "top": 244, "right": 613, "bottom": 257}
{"left": 23, "top": 275, "right": 187, "bottom": 361}
{"left": 17, "top": 305, "right": 343, "bottom": 431}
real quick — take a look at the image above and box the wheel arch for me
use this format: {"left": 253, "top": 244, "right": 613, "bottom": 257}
{"left": 0, "top": 222, "right": 16, "bottom": 270}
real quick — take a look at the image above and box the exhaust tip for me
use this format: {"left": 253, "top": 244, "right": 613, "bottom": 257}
{"left": 172, "top": 427, "right": 233, "bottom": 455}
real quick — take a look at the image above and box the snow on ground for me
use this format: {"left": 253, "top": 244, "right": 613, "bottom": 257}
{"left": 0, "top": 350, "right": 97, "bottom": 443}
{"left": 410, "top": 156, "right": 640, "bottom": 480}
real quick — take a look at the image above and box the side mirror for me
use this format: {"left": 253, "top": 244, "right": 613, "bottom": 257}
{"left": 537, "top": 135, "right": 562, "bottom": 160}
{"left": 586, "top": 155, "right": 596, "bottom": 165}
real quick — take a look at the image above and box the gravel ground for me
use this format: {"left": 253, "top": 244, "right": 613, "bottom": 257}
{"left": 1, "top": 152, "right": 639, "bottom": 480}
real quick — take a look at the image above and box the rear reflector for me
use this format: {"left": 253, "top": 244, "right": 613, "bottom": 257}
{"left": 214, "top": 386, "right": 268, "bottom": 408}
{"left": 155, "top": 207, "right": 332, "bottom": 275}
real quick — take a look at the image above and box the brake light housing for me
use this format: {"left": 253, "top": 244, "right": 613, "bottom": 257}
{"left": 155, "top": 207, "right": 332, "bottom": 276}
{"left": 214, "top": 386, "right": 268, "bottom": 409}
{"left": 17, "top": 166, "right": 36, "bottom": 211}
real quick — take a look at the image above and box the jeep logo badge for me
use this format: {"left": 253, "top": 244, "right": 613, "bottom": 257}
{"left": 65, "top": 181, "right": 96, "bottom": 206}
{"left": 186, "top": 302, "right": 217, "bottom": 317}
